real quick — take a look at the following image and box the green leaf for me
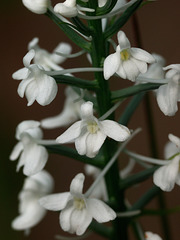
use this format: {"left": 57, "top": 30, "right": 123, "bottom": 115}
{"left": 45, "top": 145, "right": 104, "bottom": 168}
{"left": 104, "top": 0, "right": 143, "bottom": 40}
{"left": 53, "top": 75, "right": 98, "bottom": 90}
{"left": 111, "top": 83, "right": 161, "bottom": 102}
{"left": 46, "top": 9, "right": 91, "bottom": 51}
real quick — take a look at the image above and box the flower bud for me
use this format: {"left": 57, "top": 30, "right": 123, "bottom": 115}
{"left": 22, "top": 0, "right": 50, "bottom": 14}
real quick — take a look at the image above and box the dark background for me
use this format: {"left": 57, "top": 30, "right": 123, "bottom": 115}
{"left": 1, "top": 0, "right": 180, "bottom": 239}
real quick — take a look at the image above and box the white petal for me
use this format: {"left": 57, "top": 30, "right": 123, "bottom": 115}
{"left": 23, "top": 50, "right": 35, "bottom": 67}
{"left": 39, "top": 192, "right": 71, "bottom": 211}
{"left": 60, "top": 201, "right": 74, "bottom": 232}
{"left": 131, "top": 48, "right": 155, "bottom": 63}
{"left": 153, "top": 156, "right": 180, "bottom": 191}
{"left": 80, "top": 101, "right": 94, "bottom": 121}
{"left": 12, "top": 68, "right": 30, "bottom": 80}
{"left": 54, "top": 3, "right": 78, "bottom": 17}
{"left": 175, "top": 171, "right": 180, "bottom": 186}
{"left": 70, "top": 208, "right": 92, "bottom": 235}
{"left": 103, "top": 51, "right": 120, "bottom": 80}
{"left": 35, "top": 74, "right": 58, "bottom": 106}
{"left": 17, "top": 77, "right": 34, "bottom": 98}
{"left": 117, "top": 31, "right": 131, "bottom": 50}
{"left": 168, "top": 134, "right": 180, "bottom": 149}
{"left": 131, "top": 58, "right": 148, "bottom": 74}
{"left": 85, "top": 131, "right": 106, "bottom": 158}
{"left": 16, "top": 120, "right": 41, "bottom": 140}
{"left": 164, "top": 141, "right": 178, "bottom": 159}
{"left": 75, "top": 131, "right": 89, "bottom": 156}
{"left": 9, "top": 142, "right": 23, "bottom": 161}
{"left": 116, "top": 61, "right": 127, "bottom": 79}
{"left": 56, "top": 121, "right": 82, "bottom": 143}
{"left": 156, "top": 82, "right": 179, "bottom": 116}
{"left": 22, "top": 0, "right": 50, "bottom": 14}
{"left": 145, "top": 231, "right": 162, "bottom": 240}
{"left": 70, "top": 173, "right": 85, "bottom": 195}
{"left": 25, "top": 80, "right": 38, "bottom": 106}
{"left": 122, "top": 60, "right": 139, "bottom": 81}
{"left": 86, "top": 198, "right": 116, "bottom": 222}
{"left": 22, "top": 143, "right": 48, "bottom": 176}
{"left": 12, "top": 202, "right": 46, "bottom": 230}
{"left": 51, "top": 42, "right": 72, "bottom": 64}
{"left": 100, "top": 120, "right": 130, "bottom": 141}
{"left": 28, "top": 37, "right": 39, "bottom": 50}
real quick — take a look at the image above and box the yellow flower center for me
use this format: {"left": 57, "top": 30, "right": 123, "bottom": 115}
{"left": 73, "top": 197, "right": 85, "bottom": 210}
{"left": 120, "top": 49, "right": 130, "bottom": 61}
{"left": 87, "top": 122, "right": 99, "bottom": 134}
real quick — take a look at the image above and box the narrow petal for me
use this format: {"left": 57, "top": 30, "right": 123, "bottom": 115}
{"left": 100, "top": 120, "right": 130, "bottom": 142}
{"left": 130, "top": 48, "right": 155, "bottom": 63}
{"left": 56, "top": 121, "right": 82, "bottom": 143}
{"left": 23, "top": 50, "right": 35, "bottom": 67}
{"left": 86, "top": 198, "right": 116, "bottom": 223}
{"left": 80, "top": 101, "right": 94, "bottom": 121}
{"left": 51, "top": 42, "right": 72, "bottom": 64}
{"left": 153, "top": 156, "right": 180, "bottom": 191}
{"left": 25, "top": 80, "right": 38, "bottom": 106}
{"left": 12, "top": 68, "right": 30, "bottom": 80}
{"left": 9, "top": 142, "right": 23, "bottom": 161}
{"left": 17, "top": 77, "right": 34, "bottom": 98}
{"left": 103, "top": 51, "right": 120, "bottom": 80}
{"left": 75, "top": 131, "right": 89, "bottom": 156}
{"left": 70, "top": 173, "right": 85, "bottom": 195}
{"left": 116, "top": 62, "right": 127, "bottom": 79}
{"left": 39, "top": 192, "right": 71, "bottom": 211}
{"left": 70, "top": 208, "right": 92, "bottom": 235}
{"left": 117, "top": 31, "right": 131, "bottom": 50}
{"left": 60, "top": 201, "right": 74, "bottom": 232}
{"left": 122, "top": 60, "right": 139, "bottom": 81}
{"left": 168, "top": 134, "right": 180, "bottom": 149}
{"left": 12, "top": 202, "right": 46, "bottom": 230}
{"left": 22, "top": 143, "right": 48, "bottom": 176}
{"left": 131, "top": 58, "right": 148, "bottom": 74}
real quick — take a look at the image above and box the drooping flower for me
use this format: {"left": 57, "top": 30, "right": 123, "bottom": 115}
{"left": 156, "top": 64, "right": 180, "bottom": 116}
{"left": 12, "top": 170, "right": 54, "bottom": 232}
{"left": 104, "top": 31, "right": 155, "bottom": 81}
{"left": 145, "top": 231, "right": 162, "bottom": 240}
{"left": 28, "top": 38, "right": 72, "bottom": 71}
{"left": 22, "top": 0, "right": 50, "bottom": 14}
{"left": 10, "top": 120, "right": 48, "bottom": 176}
{"left": 54, "top": 0, "right": 94, "bottom": 18}
{"left": 41, "top": 87, "right": 84, "bottom": 129}
{"left": 56, "top": 101, "right": 130, "bottom": 158}
{"left": 153, "top": 134, "right": 180, "bottom": 191}
{"left": 12, "top": 49, "right": 58, "bottom": 106}
{"left": 39, "top": 173, "right": 116, "bottom": 235}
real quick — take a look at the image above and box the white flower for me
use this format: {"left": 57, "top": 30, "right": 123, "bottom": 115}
{"left": 22, "top": 0, "right": 50, "bottom": 14}
{"left": 56, "top": 101, "right": 130, "bottom": 158}
{"left": 12, "top": 49, "right": 58, "bottom": 106}
{"left": 41, "top": 87, "right": 84, "bottom": 129}
{"left": 156, "top": 64, "right": 180, "bottom": 116}
{"left": 153, "top": 134, "right": 180, "bottom": 191}
{"left": 12, "top": 170, "right": 54, "bottom": 232}
{"left": 54, "top": 0, "right": 78, "bottom": 18}
{"left": 28, "top": 38, "right": 72, "bottom": 71}
{"left": 10, "top": 120, "right": 48, "bottom": 176}
{"left": 39, "top": 173, "right": 116, "bottom": 235}
{"left": 145, "top": 231, "right": 162, "bottom": 240}
{"left": 104, "top": 31, "right": 155, "bottom": 81}
{"left": 139, "top": 53, "right": 165, "bottom": 80}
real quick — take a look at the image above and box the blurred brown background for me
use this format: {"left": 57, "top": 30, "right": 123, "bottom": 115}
{"left": 1, "top": 0, "right": 180, "bottom": 239}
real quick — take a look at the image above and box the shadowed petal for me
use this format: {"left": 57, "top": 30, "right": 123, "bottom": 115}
{"left": 103, "top": 51, "right": 120, "bottom": 80}
{"left": 70, "top": 173, "right": 85, "bottom": 195}
{"left": 10, "top": 142, "right": 23, "bottom": 161}
{"left": 131, "top": 48, "right": 155, "bottom": 63}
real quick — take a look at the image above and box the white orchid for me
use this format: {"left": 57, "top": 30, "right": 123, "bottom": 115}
{"left": 39, "top": 173, "right": 116, "bottom": 235}
{"left": 28, "top": 38, "right": 72, "bottom": 71}
{"left": 54, "top": 0, "right": 94, "bottom": 18}
{"left": 145, "top": 231, "right": 162, "bottom": 240}
{"left": 41, "top": 87, "right": 84, "bottom": 129}
{"left": 12, "top": 170, "right": 54, "bottom": 232}
{"left": 156, "top": 64, "right": 180, "bottom": 116}
{"left": 12, "top": 49, "right": 58, "bottom": 106}
{"left": 10, "top": 120, "right": 48, "bottom": 176}
{"left": 153, "top": 134, "right": 180, "bottom": 191}
{"left": 56, "top": 101, "right": 130, "bottom": 158}
{"left": 104, "top": 31, "right": 155, "bottom": 81}
{"left": 22, "top": 0, "right": 50, "bottom": 14}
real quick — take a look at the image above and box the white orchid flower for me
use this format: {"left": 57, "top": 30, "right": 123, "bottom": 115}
{"left": 22, "top": 0, "right": 50, "bottom": 14}
{"left": 145, "top": 231, "right": 162, "bottom": 240}
{"left": 104, "top": 31, "right": 155, "bottom": 81}
{"left": 12, "top": 49, "right": 58, "bottom": 106}
{"left": 56, "top": 101, "right": 130, "bottom": 158}
{"left": 10, "top": 120, "right": 48, "bottom": 176}
{"left": 54, "top": 0, "right": 94, "bottom": 18}
{"left": 153, "top": 134, "right": 180, "bottom": 191}
{"left": 12, "top": 170, "right": 54, "bottom": 232}
{"left": 156, "top": 64, "right": 180, "bottom": 116}
{"left": 28, "top": 38, "right": 72, "bottom": 71}
{"left": 39, "top": 173, "right": 116, "bottom": 235}
{"left": 41, "top": 87, "right": 84, "bottom": 129}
